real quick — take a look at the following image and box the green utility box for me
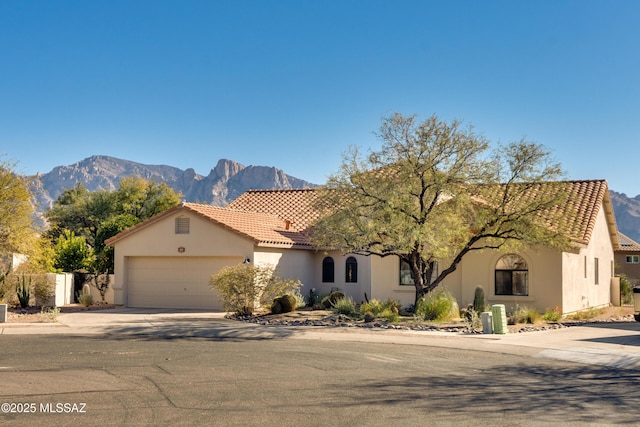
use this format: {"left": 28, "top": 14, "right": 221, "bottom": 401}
{"left": 491, "top": 304, "right": 508, "bottom": 334}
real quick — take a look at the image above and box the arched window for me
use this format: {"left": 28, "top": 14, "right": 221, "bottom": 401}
{"left": 322, "top": 257, "right": 334, "bottom": 283}
{"left": 346, "top": 256, "right": 358, "bottom": 283}
{"left": 495, "top": 254, "right": 528, "bottom": 296}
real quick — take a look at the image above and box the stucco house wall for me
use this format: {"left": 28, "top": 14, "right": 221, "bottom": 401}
{"left": 562, "top": 206, "right": 614, "bottom": 313}
{"left": 253, "top": 247, "right": 316, "bottom": 294}
{"left": 311, "top": 251, "right": 372, "bottom": 304}
{"left": 111, "top": 210, "right": 254, "bottom": 306}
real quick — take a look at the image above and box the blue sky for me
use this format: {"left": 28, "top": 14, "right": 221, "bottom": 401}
{"left": 1, "top": 0, "right": 639, "bottom": 195}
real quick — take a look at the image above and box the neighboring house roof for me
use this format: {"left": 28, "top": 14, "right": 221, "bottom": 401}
{"left": 106, "top": 180, "right": 618, "bottom": 251}
{"left": 105, "top": 202, "right": 313, "bottom": 248}
{"left": 616, "top": 232, "right": 640, "bottom": 252}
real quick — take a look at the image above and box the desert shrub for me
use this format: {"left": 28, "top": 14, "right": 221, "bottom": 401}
{"left": 360, "top": 299, "right": 385, "bottom": 315}
{"left": 360, "top": 298, "right": 401, "bottom": 320}
{"left": 322, "top": 291, "right": 345, "bottom": 309}
{"left": 33, "top": 275, "right": 54, "bottom": 306}
{"left": 567, "top": 307, "right": 603, "bottom": 321}
{"left": 331, "top": 296, "right": 356, "bottom": 315}
{"left": 543, "top": 306, "right": 562, "bottom": 321}
{"left": 41, "top": 306, "right": 60, "bottom": 320}
{"left": 78, "top": 286, "right": 93, "bottom": 307}
{"left": 291, "top": 289, "right": 307, "bottom": 309}
{"left": 462, "top": 307, "right": 481, "bottom": 331}
{"left": 414, "top": 288, "right": 459, "bottom": 322}
{"left": 379, "top": 308, "right": 399, "bottom": 322}
{"left": 514, "top": 306, "right": 541, "bottom": 324}
{"left": 209, "top": 264, "right": 301, "bottom": 315}
{"left": 473, "top": 286, "right": 486, "bottom": 313}
{"left": 363, "top": 311, "right": 375, "bottom": 323}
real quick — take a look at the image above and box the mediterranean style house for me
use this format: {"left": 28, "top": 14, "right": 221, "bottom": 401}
{"left": 615, "top": 232, "right": 640, "bottom": 285}
{"left": 105, "top": 180, "right": 619, "bottom": 315}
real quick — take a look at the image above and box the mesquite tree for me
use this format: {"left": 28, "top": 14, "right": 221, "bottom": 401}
{"left": 312, "top": 113, "right": 569, "bottom": 305}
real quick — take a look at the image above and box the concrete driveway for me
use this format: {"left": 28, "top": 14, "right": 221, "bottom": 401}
{"left": 2, "top": 307, "right": 640, "bottom": 371}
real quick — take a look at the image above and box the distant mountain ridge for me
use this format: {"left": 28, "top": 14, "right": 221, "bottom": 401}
{"left": 30, "top": 156, "right": 640, "bottom": 244}
{"left": 33, "top": 155, "right": 317, "bottom": 211}
{"left": 610, "top": 190, "right": 640, "bottom": 244}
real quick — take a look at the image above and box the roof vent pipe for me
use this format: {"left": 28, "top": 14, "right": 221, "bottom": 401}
{"left": 285, "top": 220, "right": 291, "bottom": 230}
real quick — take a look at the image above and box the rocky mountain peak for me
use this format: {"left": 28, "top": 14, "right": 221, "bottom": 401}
{"left": 32, "top": 156, "right": 317, "bottom": 213}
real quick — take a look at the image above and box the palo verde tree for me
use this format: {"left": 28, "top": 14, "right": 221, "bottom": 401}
{"left": 311, "top": 113, "right": 570, "bottom": 305}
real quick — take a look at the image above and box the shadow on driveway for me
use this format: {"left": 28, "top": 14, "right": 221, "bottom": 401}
{"left": 91, "top": 315, "right": 298, "bottom": 341}
{"left": 575, "top": 321, "right": 640, "bottom": 347}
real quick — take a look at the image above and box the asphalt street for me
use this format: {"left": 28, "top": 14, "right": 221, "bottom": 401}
{"left": 1, "top": 309, "right": 640, "bottom": 426}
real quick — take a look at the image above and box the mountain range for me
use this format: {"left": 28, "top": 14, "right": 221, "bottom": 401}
{"left": 32, "top": 155, "right": 316, "bottom": 210}
{"left": 30, "top": 155, "right": 640, "bottom": 244}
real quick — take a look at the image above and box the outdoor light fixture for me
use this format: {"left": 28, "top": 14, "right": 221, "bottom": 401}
{"left": 178, "top": 247, "right": 186, "bottom": 253}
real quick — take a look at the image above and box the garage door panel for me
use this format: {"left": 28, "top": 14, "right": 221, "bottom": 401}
{"left": 126, "top": 256, "right": 242, "bottom": 309}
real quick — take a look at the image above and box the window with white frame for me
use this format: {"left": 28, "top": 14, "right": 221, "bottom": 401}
{"left": 626, "top": 255, "right": 639, "bottom": 264}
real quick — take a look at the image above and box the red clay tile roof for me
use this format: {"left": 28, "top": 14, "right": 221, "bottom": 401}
{"left": 105, "top": 202, "right": 313, "bottom": 248}
{"left": 536, "top": 180, "right": 616, "bottom": 246}
{"left": 183, "top": 203, "right": 311, "bottom": 247}
{"left": 107, "top": 180, "right": 618, "bottom": 250}
{"left": 227, "top": 188, "right": 321, "bottom": 232}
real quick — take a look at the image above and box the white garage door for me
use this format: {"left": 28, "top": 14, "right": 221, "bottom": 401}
{"left": 126, "top": 256, "right": 242, "bottom": 309}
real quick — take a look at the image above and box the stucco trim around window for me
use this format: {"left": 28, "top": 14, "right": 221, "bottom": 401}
{"left": 322, "top": 257, "right": 335, "bottom": 283}
{"left": 494, "top": 254, "right": 529, "bottom": 297}
{"left": 345, "top": 256, "right": 358, "bottom": 283}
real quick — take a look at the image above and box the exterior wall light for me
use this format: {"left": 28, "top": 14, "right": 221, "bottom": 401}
{"left": 178, "top": 247, "right": 186, "bottom": 253}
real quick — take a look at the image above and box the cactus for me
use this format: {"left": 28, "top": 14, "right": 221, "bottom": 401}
{"left": 279, "top": 294, "right": 297, "bottom": 313}
{"left": 16, "top": 275, "right": 31, "bottom": 308}
{"left": 473, "top": 286, "right": 486, "bottom": 313}
{"left": 0, "top": 268, "right": 8, "bottom": 303}
{"left": 270, "top": 298, "right": 282, "bottom": 314}
{"left": 271, "top": 294, "right": 297, "bottom": 314}
{"left": 322, "top": 291, "right": 345, "bottom": 309}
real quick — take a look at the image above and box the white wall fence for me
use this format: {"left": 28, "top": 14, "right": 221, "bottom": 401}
{"left": 4, "top": 273, "right": 115, "bottom": 307}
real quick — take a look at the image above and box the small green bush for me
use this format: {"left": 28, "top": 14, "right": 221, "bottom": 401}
{"left": 567, "top": 307, "right": 603, "bottom": 320}
{"left": 209, "top": 264, "right": 301, "bottom": 315}
{"left": 414, "top": 288, "right": 459, "bottom": 322}
{"left": 322, "top": 291, "right": 345, "bottom": 309}
{"left": 78, "top": 291, "right": 93, "bottom": 307}
{"left": 514, "top": 306, "right": 541, "bottom": 324}
{"left": 379, "top": 308, "right": 399, "bottom": 322}
{"left": 542, "top": 306, "right": 562, "bottom": 321}
{"left": 360, "top": 299, "right": 385, "bottom": 315}
{"left": 359, "top": 298, "right": 401, "bottom": 321}
{"left": 291, "top": 289, "right": 307, "bottom": 309}
{"left": 331, "top": 296, "right": 356, "bottom": 315}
